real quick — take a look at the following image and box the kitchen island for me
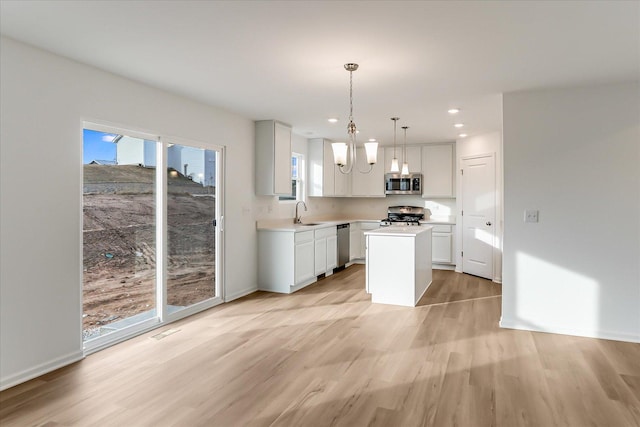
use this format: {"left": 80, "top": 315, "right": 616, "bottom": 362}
{"left": 364, "top": 226, "right": 432, "bottom": 307}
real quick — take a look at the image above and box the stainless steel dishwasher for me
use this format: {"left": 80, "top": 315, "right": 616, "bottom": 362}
{"left": 337, "top": 223, "right": 350, "bottom": 270}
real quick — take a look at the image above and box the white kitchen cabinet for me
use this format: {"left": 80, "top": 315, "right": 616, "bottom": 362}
{"left": 365, "top": 226, "right": 432, "bottom": 307}
{"left": 294, "top": 232, "right": 315, "bottom": 284}
{"left": 384, "top": 146, "right": 422, "bottom": 173}
{"left": 327, "top": 234, "right": 338, "bottom": 270}
{"left": 351, "top": 146, "right": 385, "bottom": 197}
{"left": 430, "top": 224, "right": 456, "bottom": 268}
{"left": 314, "top": 226, "right": 337, "bottom": 275}
{"left": 358, "top": 221, "right": 381, "bottom": 261}
{"left": 255, "top": 120, "right": 292, "bottom": 196}
{"left": 334, "top": 163, "right": 350, "bottom": 196}
{"left": 308, "top": 138, "right": 350, "bottom": 197}
{"left": 422, "top": 143, "right": 455, "bottom": 198}
{"left": 258, "top": 229, "right": 317, "bottom": 293}
{"left": 349, "top": 222, "right": 360, "bottom": 261}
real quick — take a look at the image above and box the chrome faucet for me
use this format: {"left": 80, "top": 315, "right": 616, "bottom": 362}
{"left": 294, "top": 201, "right": 307, "bottom": 224}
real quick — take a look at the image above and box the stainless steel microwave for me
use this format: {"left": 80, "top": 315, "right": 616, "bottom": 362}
{"left": 384, "top": 173, "right": 422, "bottom": 195}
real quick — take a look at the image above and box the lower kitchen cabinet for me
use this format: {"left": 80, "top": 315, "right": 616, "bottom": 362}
{"left": 258, "top": 229, "right": 315, "bottom": 293}
{"left": 353, "top": 221, "right": 381, "bottom": 262}
{"left": 315, "top": 226, "right": 337, "bottom": 275}
{"left": 430, "top": 224, "right": 455, "bottom": 268}
{"left": 258, "top": 226, "right": 338, "bottom": 294}
{"left": 349, "top": 222, "right": 360, "bottom": 261}
{"left": 294, "top": 232, "right": 315, "bottom": 284}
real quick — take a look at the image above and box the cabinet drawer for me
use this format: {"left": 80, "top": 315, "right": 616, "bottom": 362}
{"left": 295, "top": 230, "right": 314, "bottom": 244}
{"left": 315, "top": 226, "right": 336, "bottom": 239}
{"left": 431, "top": 224, "right": 452, "bottom": 233}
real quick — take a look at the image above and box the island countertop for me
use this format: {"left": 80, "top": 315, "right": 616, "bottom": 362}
{"left": 364, "top": 225, "right": 433, "bottom": 237}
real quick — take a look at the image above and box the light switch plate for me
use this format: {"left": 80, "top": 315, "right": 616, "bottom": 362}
{"left": 525, "top": 209, "right": 539, "bottom": 223}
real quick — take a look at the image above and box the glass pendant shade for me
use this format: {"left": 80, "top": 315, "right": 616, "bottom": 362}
{"left": 332, "top": 142, "right": 348, "bottom": 166}
{"left": 401, "top": 125, "right": 409, "bottom": 175}
{"left": 364, "top": 142, "right": 378, "bottom": 164}
{"left": 390, "top": 158, "right": 399, "bottom": 173}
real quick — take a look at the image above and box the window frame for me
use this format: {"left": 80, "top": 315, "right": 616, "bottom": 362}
{"left": 279, "top": 152, "right": 305, "bottom": 203}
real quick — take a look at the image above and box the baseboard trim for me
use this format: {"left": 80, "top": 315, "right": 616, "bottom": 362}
{"left": 499, "top": 318, "right": 640, "bottom": 343}
{"left": 433, "top": 264, "right": 455, "bottom": 271}
{"left": 0, "top": 350, "right": 84, "bottom": 391}
{"left": 225, "top": 286, "right": 258, "bottom": 302}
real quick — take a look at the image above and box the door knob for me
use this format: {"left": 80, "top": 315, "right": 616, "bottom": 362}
{"left": 486, "top": 221, "right": 492, "bottom": 226}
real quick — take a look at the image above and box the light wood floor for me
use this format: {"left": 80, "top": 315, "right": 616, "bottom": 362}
{"left": 1, "top": 266, "right": 639, "bottom": 426}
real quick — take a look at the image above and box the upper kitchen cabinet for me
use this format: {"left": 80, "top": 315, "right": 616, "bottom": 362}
{"left": 308, "top": 138, "right": 349, "bottom": 197}
{"left": 255, "top": 120, "right": 292, "bottom": 196}
{"left": 422, "top": 143, "right": 456, "bottom": 198}
{"left": 384, "top": 146, "right": 422, "bottom": 173}
{"left": 351, "top": 146, "right": 385, "bottom": 197}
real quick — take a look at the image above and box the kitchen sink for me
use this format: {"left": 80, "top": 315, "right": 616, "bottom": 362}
{"left": 300, "top": 222, "right": 322, "bottom": 226}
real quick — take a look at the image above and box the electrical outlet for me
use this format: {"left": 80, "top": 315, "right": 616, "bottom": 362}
{"left": 524, "top": 209, "right": 539, "bottom": 223}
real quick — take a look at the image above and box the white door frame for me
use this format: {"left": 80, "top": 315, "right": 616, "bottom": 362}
{"left": 81, "top": 123, "right": 225, "bottom": 355}
{"left": 161, "top": 135, "right": 225, "bottom": 324}
{"left": 458, "top": 152, "right": 499, "bottom": 282}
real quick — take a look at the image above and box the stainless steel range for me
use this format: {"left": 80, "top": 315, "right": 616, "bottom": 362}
{"left": 381, "top": 206, "right": 426, "bottom": 226}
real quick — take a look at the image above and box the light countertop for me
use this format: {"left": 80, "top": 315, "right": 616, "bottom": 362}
{"left": 420, "top": 216, "right": 456, "bottom": 225}
{"left": 364, "top": 225, "right": 433, "bottom": 237}
{"left": 256, "top": 218, "right": 382, "bottom": 232}
{"left": 257, "top": 216, "right": 455, "bottom": 232}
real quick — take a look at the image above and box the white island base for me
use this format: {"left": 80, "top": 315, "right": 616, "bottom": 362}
{"left": 365, "top": 226, "right": 433, "bottom": 307}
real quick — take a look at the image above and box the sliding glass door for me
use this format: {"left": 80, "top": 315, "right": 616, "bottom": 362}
{"left": 166, "top": 144, "right": 219, "bottom": 315}
{"left": 83, "top": 124, "right": 223, "bottom": 351}
{"left": 82, "top": 129, "right": 157, "bottom": 342}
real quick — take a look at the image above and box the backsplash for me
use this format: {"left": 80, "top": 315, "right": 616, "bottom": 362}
{"left": 339, "top": 196, "right": 456, "bottom": 219}
{"left": 254, "top": 194, "right": 456, "bottom": 223}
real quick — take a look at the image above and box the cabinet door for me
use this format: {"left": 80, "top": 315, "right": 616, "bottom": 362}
{"left": 273, "top": 122, "right": 292, "bottom": 195}
{"left": 422, "top": 144, "right": 454, "bottom": 198}
{"left": 334, "top": 162, "right": 349, "bottom": 196}
{"left": 326, "top": 234, "right": 337, "bottom": 270}
{"left": 432, "top": 232, "right": 453, "bottom": 263}
{"left": 403, "top": 146, "right": 422, "bottom": 174}
{"left": 322, "top": 140, "right": 336, "bottom": 196}
{"left": 295, "top": 240, "right": 315, "bottom": 284}
{"left": 352, "top": 147, "right": 385, "bottom": 196}
{"left": 314, "top": 238, "right": 327, "bottom": 276}
{"left": 350, "top": 230, "right": 360, "bottom": 260}
{"left": 358, "top": 222, "right": 379, "bottom": 258}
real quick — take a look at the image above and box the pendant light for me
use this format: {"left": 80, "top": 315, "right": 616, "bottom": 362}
{"left": 331, "top": 63, "right": 378, "bottom": 174}
{"left": 401, "top": 126, "right": 410, "bottom": 176}
{"left": 389, "top": 117, "right": 400, "bottom": 173}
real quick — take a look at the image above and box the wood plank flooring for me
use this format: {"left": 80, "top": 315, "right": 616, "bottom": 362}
{"left": 1, "top": 266, "right": 639, "bottom": 426}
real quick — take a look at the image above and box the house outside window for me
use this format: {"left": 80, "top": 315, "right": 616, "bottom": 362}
{"left": 279, "top": 153, "right": 304, "bottom": 202}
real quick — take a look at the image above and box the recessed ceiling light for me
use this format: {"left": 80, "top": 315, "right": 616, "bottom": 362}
{"left": 327, "top": 118, "right": 339, "bottom": 123}
{"left": 454, "top": 123, "right": 464, "bottom": 128}
{"left": 368, "top": 138, "right": 377, "bottom": 142}
{"left": 448, "top": 108, "right": 460, "bottom": 114}
{"left": 458, "top": 133, "right": 468, "bottom": 138}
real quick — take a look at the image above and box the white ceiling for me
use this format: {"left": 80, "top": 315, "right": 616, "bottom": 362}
{"left": 1, "top": 1, "right": 638, "bottom": 145}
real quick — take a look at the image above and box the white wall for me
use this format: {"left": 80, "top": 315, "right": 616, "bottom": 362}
{"left": 501, "top": 82, "right": 640, "bottom": 342}
{"left": 0, "top": 36, "right": 257, "bottom": 389}
{"left": 456, "top": 131, "right": 503, "bottom": 280}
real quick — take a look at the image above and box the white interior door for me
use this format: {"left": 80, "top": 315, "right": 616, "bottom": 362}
{"left": 461, "top": 154, "right": 495, "bottom": 279}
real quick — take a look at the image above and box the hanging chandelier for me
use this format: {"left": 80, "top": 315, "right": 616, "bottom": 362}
{"left": 389, "top": 117, "right": 400, "bottom": 173}
{"left": 331, "top": 63, "right": 378, "bottom": 174}
{"left": 401, "top": 126, "right": 410, "bottom": 175}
